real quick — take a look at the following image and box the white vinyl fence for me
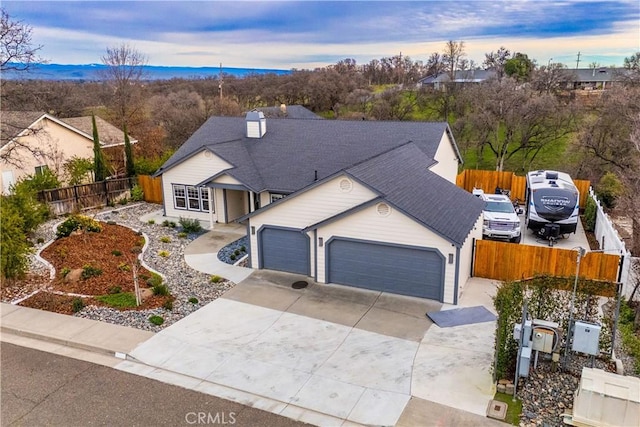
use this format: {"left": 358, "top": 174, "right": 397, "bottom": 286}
{"left": 589, "top": 188, "right": 633, "bottom": 296}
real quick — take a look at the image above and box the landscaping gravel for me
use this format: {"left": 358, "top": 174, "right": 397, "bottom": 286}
{"left": 21, "top": 203, "right": 235, "bottom": 332}
{"left": 217, "top": 236, "right": 248, "bottom": 264}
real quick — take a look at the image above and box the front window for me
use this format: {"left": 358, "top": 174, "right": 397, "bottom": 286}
{"left": 173, "top": 184, "right": 212, "bottom": 212}
{"left": 35, "top": 165, "right": 48, "bottom": 175}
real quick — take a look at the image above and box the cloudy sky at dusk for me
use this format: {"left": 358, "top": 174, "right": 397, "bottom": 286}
{"left": 3, "top": 1, "right": 639, "bottom": 70}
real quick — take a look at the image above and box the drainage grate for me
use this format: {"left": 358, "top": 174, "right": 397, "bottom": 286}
{"left": 291, "top": 281, "right": 308, "bottom": 289}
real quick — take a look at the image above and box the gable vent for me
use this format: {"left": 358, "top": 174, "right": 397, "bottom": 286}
{"left": 339, "top": 178, "right": 353, "bottom": 192}
{"left": 246, "top": 110, "right": 266, "bottom": 138}
{"left": 376, "top": 203, "right": 391, "bottom": 217}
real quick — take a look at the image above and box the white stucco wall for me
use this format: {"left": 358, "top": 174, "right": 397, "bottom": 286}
{"left": 429, "top": 132, "right": 459, "bottom": 184}
{"left": 0, "top": 117, "right": 94, "bottom": 193}
{"left": 162, "top": 150, "right": 232, "bottom": 222}
{"left": 315, "top": 204, "right": 459, "bottom": 304}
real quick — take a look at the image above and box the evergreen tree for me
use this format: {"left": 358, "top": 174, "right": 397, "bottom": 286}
{"left": 92, "top": 114, "right": 107, "bottom": 181}
{"left": 123, "top": 123, "right": 135, "bottom": 177}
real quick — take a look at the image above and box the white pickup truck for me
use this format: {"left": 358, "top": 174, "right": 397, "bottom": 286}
{"left": 474, "top": 189, "right": 522, "bottom": 243}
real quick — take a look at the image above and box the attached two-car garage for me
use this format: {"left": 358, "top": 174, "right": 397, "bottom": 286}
{"left": 326, "top": 238, "right": 445, "bottom": 301}
{"left": 257, "top": 229, "right": 446, "bottom": 301}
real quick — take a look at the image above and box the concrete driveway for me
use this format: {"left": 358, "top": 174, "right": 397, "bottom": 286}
{"left": 117, "top": 272, "right": 499, "bottom": 426}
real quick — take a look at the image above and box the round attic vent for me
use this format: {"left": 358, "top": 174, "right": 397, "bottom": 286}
{"left": 376, "top": 203, "right": 391, "bottom": 216}
{"left": 204, "top": 150, "right": 212, "bottom": 158}
{"left": 339, "top": 178, "right": 353, "bottom": 192}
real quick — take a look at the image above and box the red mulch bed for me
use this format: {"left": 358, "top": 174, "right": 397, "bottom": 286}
{"left": 18, "top": 222, "right": 171, "bottom": 314}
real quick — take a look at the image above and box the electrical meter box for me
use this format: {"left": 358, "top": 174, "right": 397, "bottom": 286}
{"left": 519, "top": 346, "right": 532, "bottom": 377}
{"left": 532, "top": 328, "right": 555, "bottom": 353}
{"left": 572, "top": 321, "right": 601, "bottom": 356}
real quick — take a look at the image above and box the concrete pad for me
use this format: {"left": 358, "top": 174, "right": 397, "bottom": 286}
{"left": 373, "top": 293, "right": 442, "bottom": 319}
{"left": 279, "top": 405, "right": 348, "bottom": 427}
{"left": 145, "top": 367, "right": 205, "bottom": 390}
{"left": 222, "top": 280, "right": 302, "bottom": 312}
{"left": 396, "top": 397, "right": 504, "bottom": 427}
{"left": 205, "top": 353, "right": 310, "bottom": 403}
{"left": 71, "top": 321, "right": 154, "bottom": 354}
{"left": 194, "top": 380, "right": 288, "bottom": 413}
{"left": 459, "top": 278, "right": 499, "bottom": 312}
{"left": 185, "top": 226, "right": 245, "bottom": 255}
{"left": 316, "top": 328, "right": 418, "bottom": 394}
{"left": 1, "top": 305, "right": 95, "bottom": 341}
{"left": 0, "top": 302, "right": 20, "bottom": 317}
{"left": 413, "top": 322, "right": 496, "bottom": 416}
{"left": 159, "top": 343, "right": 231, "bottom": 379}
{"left": 348, "top": 388, "right": 410, "bottom": 426}
{"left": 287, "top": 292, "right": 372, "bottom": 328}
{"left": 184, "top": 253, "right": 253, "bottom": 283}
{"left": 355, "top": 306, "right": 431, "bottom": 342}
{"left": 305, "top": 282, "right": 380, "bottom": 307}
{"left": 290, "top": 375, "right": 365, "bottom": 419}
{"left": 239, "top": 312, "right": 351, "bottom": 372}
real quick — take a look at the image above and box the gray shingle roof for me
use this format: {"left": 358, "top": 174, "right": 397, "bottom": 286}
{"left": 0, "top": 111, "right": 46, "bottom": 147}
{"left": 157, "top": 117, "right": 450, "bottom": 194}
{"left": 346, "top": 143, "right": 484, "bottom": 246}
{"left": 254, "top": 105, "right": 323, "bottom": 120}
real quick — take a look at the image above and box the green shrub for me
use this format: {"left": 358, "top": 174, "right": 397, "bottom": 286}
{"left": 36, "top": 237, "right": 45, "bottom": 244}
{"left": 147, "top": 219, "right": 155, "bottom": 224}
{"left": 149, "top": 315, "right": 164, "bottom": 325}
{"left": 109, "top": 286, "right": 122, "bottom": 294}
{"left": 130, "top": 185, "right": 144, "bottom": 202}
{"left": 162, "top": 220, "right": 177, "bottom": 228}
{"left": 117, "top": 262, "right": 131, "bottom": 272}
{"left": 95, "top": 292, "right": 137, "bottom": 308}
{"left": 138, "top": 236, "right": 145, "bottom": 246}
{"left": 179, "top": 217, "right": 202, "bottom": 233}
{"left": 158, "top": 250, "right": 170, "bottom": 257}
{"left": 111, "top": 249, "right": 122, "bottom": 256}
{"left": 583, "top": 196, "right": 597, "bottom": 232}
{"left": 81, "top": 264, "right": 102, "bottom": 280}
{"left": 152, "top": 284, "right": 170, "bottom": 296}
{"left": 188, "top": 297, "right": 199, "bottom": 304}
{"left": 210, "top": 275, "right": 222, "bottom": 283}
{"left": 160, "top": 236, "right": 171, "bottom": 243}
{"left": 56, "top": 215, "right": 102, "bottom": 238}
{"left": 595, "top": 172, "right": 624, "bottom": 209}
{"left": 619, "top": 300, "right": 640, "bottom": 374}
{"left": 118, "top": 197, "right": 129, "bottom": 205}
{"left": 147, "top": 272, "right": 163, "bottom": 287}
{"left": 0, "top": 200, "right": 31, "bottom": 280}
{"left": 234, "top": 249, "right": 241, "bottom": 256}
{"left": 60, "top": 267, "right": 71, "bottom": 278}
{"left": 230, "top": 254, "right": 236, "bottom": 261}
{"left": 240, "top": 245, "right": 246, "bottom": 252}
{"left": 72, "top": 298, "right": 84, "bottom": 313}
{"left": 163, "top": 300, "right": 173, "bottom": 311}
{"left": 177, "top": 232, "right": 188, "bottom": 239}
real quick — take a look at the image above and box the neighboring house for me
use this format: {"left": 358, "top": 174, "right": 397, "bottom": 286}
{"left": 155, "top": 112, "right": 484, "bottom": 304}
{"left": 418, "top": 67, "right": 633, "bottom": 90}
{"left": 0, "top": 112, "right": 136, "bottom": 193}
{"left": 417, "top": 69, "right": 497, "bottom": 90}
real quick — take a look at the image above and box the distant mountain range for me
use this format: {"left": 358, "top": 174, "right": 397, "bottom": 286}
{"left": 2, "top": 63, "right": 291, "bottom": 81}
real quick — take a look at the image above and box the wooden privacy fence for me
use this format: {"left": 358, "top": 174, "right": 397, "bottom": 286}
{"left": 472, "top": 239, "right": 621, "bottom": 282}
{"left": 137, "top": 175, "right": 163, "bottom": 204}
{"left": 38, "top": 177, "right": 135, "bottom": 216}
{"left": 456, "top": 169, "right": 591, "bottom": 208}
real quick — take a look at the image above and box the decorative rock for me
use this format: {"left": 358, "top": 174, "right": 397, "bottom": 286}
{"left": 64, "top": 269, "right": 82, "bottom": 283}
{"left": 497, "top": 384, "right": 506, "bottom": 393}
{"left": 505, "top": 383, "right": 515, "bottom": 394}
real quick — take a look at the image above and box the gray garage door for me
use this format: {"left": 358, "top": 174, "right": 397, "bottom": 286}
{"left": 259, "top": 227, "right": 309, "bottom": 275}
{"left": 327, "top": 238, "right": 444, "bottom": 301}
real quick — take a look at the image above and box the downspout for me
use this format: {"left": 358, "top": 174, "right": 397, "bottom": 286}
{"left": 208, "top": 187, "right": 214, "bottom": 229}
{"left": 453, "top": 246, "right": 461, "bottom": 305}
{"left": 314, "top": 229, "right": 318, "bottom": 281}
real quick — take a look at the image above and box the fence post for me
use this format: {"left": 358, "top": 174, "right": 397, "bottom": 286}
{"left": 103, "top": 179, "right": 109, "bottom": 206}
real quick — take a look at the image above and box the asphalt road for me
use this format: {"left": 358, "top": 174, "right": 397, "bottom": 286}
{"left": 1, "top": 342, "right": 308, "bottom": 427}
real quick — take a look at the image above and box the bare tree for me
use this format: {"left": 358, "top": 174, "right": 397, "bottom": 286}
{"left": 100, "top": 43, "right": 148, "bottom": 129}
{"left": 458, "top": 78, "right": 576, "bottom": 171}
{"left": 1, "top": 8, "right": 43, "bottom": 73}
{"left": 530, "top": 63, "right": 576, "bottom": 94}
{"left": 442, "top": 40, "right": 466, "bottom": 80}
{"left": 483, "top": 47, "right": 511, "bottom": 79}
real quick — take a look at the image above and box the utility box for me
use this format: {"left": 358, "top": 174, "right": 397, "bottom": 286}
{"left": 532, "top": 328, "right": 555, "bottom": 353}
{"left": 519, "top": 347, "right": 532, "bottom": 377}
{"left": 572, "top": 321, "right": 601, "bottom": 356}
{"left": 570, "top": 368, "right": 640, "bottom": 427}
{"left": 513, "top": 319, "right": 533, "bottom": 346}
